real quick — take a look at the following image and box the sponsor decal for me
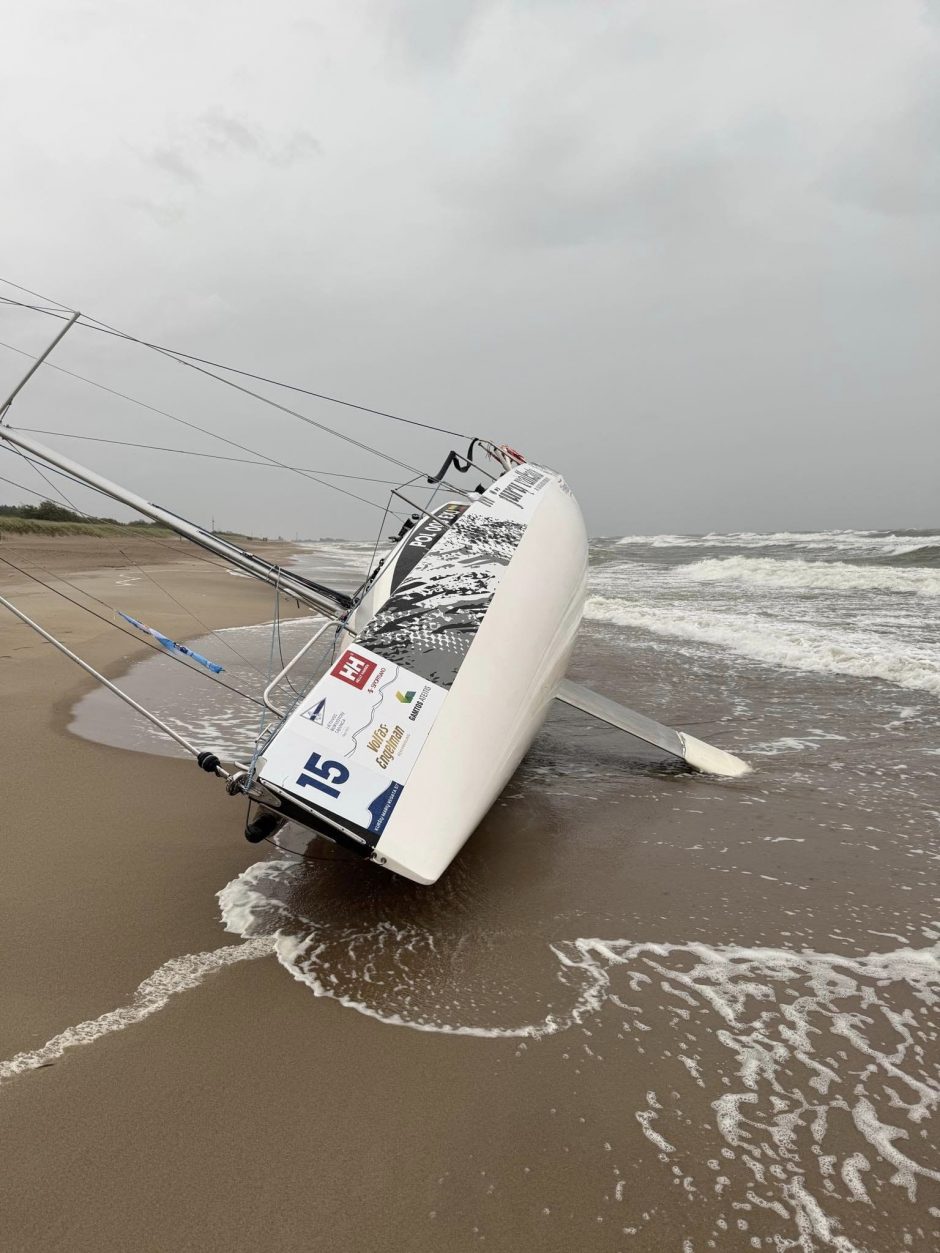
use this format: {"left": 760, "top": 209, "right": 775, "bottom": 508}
{"left": 407, "top": 503, "right": 468, "bottom": 551}
{"left": 301, "top": 698, "right": 327, "bottom": 725}
{"left": 259, "top": 644, "right": 447, "bottom": 845}
{"left": 366, "top": 664, "right": 389, "bottom": 694}
{"left": 376, "top": 725, "right": 406, "bottom": 770}
{"left": 367, "top": 723, "right": 408, "bottom": 770}
{"left": 407, "top": 684, "right": 432, "bottom": 722}
{"left": 409, "top": 518, "right": 445, "bottom": 550}
{"left": 331, "top": 649, "right": 377, "bottom": 689}
{"left": 367, "top": 782, "right": 404, "bottom": 834}
{"left": 494, "top": 465, "right": 548, "bottom": 509}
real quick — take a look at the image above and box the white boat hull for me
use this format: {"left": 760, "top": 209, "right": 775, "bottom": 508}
{"left": 374, "top": 473, "right": 587, "bottom": 882}
{"left": 257, "top": 464, "right": 588, "bottom": 883}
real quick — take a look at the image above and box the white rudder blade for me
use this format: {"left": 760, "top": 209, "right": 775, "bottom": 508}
{"left": 556, "top": 680, "right": 751, "bottom": 778}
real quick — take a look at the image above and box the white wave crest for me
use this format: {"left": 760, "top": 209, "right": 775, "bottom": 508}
{"left": 616, "top": 530, "right": 931, "bottom": 555}
{"left": 584, "top": 596, "right": 940, "bottom": 695}
{"left": 679, "top": 556, "right": 940, "bottom": 597}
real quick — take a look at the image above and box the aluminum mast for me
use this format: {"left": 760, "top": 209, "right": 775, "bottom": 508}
{"left": 0, "top": 425, "right": 351, "bottom": 616}
{"left": 0, "top": 317, "right": 351, "bottom": 617}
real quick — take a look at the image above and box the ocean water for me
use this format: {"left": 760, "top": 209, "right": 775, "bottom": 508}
{"left": 53, "top": 528, "right": 940, "bottom": 1249}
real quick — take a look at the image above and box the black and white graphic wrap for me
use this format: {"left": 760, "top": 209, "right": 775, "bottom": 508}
{"left": 356, "top": 464, "right": 554, "bottom": 688}
{"left": 356, "top": 512, "right": 526, "bottom": 688}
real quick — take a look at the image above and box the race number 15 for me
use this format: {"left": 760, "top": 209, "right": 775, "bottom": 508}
{"left": 296, "top": 752, "right": 350, "bottom": 799}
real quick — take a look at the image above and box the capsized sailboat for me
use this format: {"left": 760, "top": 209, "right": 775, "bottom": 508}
{"left": 0, "top": 307, "right": 748, "bottom": 885}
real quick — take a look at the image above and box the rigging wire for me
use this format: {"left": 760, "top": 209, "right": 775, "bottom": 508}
{"left": 115, "top": 548, "right": 267, "bottom": 677}
{"left": 0, "top": 553, "right": 265, "bottom": 708}
{"left": 8, "top": 424, "right": 431, "bottom": 486}
{"left": 0, "top": 291, "right": 480, "bottom": 496}
{"left": 0, "top": 455, "right": 315, "bottom": 700}
{"left": 0, "top": 469, "right": 58, "bottom": 503}
{"left": 0, "top": 406, "right": 344, "bottom": 716}
{"left": 0, "top": 449, "right": 317, "bottom": 608}
{"left": 5, "top": 449, "right": 272, "bottom": 677}
{"left": 0, "top": 332, "right": 411, "bottom": 518}
{"left": 14, "top": 447, "right": 83, "bottom": 516}
{"left": 0, "top": 278, "right": 472, "bottom": 439}
{"left": 363, "top": 494, "right": 394, "bottom": 593}
{"left": 3, "top": 448, "right": 323, "bottom": 676}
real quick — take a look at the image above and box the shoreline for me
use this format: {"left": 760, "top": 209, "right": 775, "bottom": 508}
{"left": 0, "top": 535, "right": 306, "bottom": 1059}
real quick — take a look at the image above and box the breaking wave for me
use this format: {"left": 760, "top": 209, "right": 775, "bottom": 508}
{"left": 615, "top": 530, "right": 936, "bottom": 556}
{"left": 679, "top": 556, "right": 940, "bottom": 597}
{"left": 886, "top": 543, "right": 940, "bottom": 568}
{"left": 584, "top": 596, "right": 940, "bottom": 695}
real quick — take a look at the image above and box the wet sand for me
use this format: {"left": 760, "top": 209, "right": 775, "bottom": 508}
{"left": 1, "top": 537, "right": 938, "bottom": 1252}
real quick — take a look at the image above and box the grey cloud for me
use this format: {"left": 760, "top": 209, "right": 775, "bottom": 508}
{"left": 147, "top": 145, "right": 202, "bottom": 188}
{"left": 386, "top": 0, "right": 488, "bottom": 67}
{"left": 1, "top": 0, "right": 938, "bottom": 539}
{"left": 827, "top": 79, "right": 940, "bottom": 216}
{"left": 203, "top": 112, "right": 264, "bottom": 157}
{"left": 441, "top": 126, "right": 739, "bottom": 249}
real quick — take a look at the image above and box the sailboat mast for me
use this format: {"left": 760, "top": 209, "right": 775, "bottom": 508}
{"left": 0, "top": 317, "right": 350, "bottom": 617}
{"left": 0, "top": 426, "right": 349, "bottom": 617}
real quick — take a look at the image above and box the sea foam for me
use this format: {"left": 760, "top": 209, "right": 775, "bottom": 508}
{"left": 0, "top": 937, "right": 273, "bottom": 1083}
{"left": 679, "top": 556, "right": 940, "bottom": 597}
{"left": 584, "top": 596, "right": 940, "bottom": 695}
{"left": 615, "top": 530, "right": 934, "bottom": 555}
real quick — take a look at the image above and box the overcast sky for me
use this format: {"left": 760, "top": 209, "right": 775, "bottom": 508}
{"left": 1, "top": 0, "right": 937, "bottom": 539}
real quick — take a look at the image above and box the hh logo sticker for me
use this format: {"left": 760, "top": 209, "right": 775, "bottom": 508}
{"left": 396, "top": 690, "right": 416, "bottom": 704}
{"left": 331, "top": 650, "right": 377, "bottom": 690}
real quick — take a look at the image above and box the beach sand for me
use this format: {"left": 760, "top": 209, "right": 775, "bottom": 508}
{"left": 1, "top": 535, "right": 937, "bottom": 1251}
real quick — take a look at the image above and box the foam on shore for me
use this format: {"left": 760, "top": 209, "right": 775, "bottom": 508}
{"left": 0, "top": 938, "right": 273, "bottom": 1084}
